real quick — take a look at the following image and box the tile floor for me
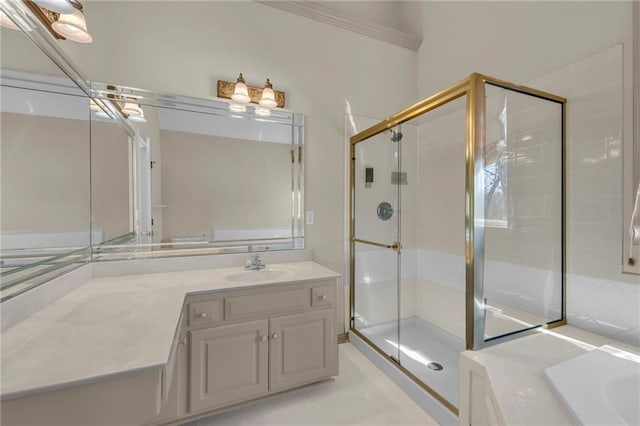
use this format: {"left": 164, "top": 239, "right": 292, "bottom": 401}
{"left": 185, "top": 343, "right": 439, "bottom": 425}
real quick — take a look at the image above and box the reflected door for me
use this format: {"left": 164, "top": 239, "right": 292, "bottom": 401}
{"left": 352, "top": 125, "right": 402, "bottom": 363}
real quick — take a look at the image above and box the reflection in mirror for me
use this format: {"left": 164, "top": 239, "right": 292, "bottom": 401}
{"left": 90, "top": 108, "right": 135, "bottom": 247}
{"left": 91, "top": 86, "right": 304, "bottom": 260}
{"left": 0, "top": 23, "right": 92, "bottom": 300}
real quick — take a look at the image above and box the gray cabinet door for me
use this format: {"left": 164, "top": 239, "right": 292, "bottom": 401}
{"left": 189, "top": 320, "right": 268, "bottom": 412}
{"left": 269, "top": 309, "right": 337, "bottom": 391}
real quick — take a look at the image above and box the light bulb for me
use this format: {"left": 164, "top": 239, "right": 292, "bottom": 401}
{"left": 259, "top": 79, "right": 277, "bottom": 108}
{"left": 231, "top": 73, "right": 250, "bottom": 105}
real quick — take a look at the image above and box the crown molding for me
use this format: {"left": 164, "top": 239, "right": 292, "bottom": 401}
{"left": 256, "top": 1, "right": 422, "bottom": 52}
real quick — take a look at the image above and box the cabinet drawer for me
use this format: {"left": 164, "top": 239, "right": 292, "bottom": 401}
{"left": 189, "top": 300, "right": 223, "bottom": 326}
{"left": 311, "top": 285, "right": 334, "bottom": 307}
{"left": 225, "top": 288, "right": 310, "bottom": 321}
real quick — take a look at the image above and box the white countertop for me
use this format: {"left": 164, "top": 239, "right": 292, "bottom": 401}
{"left": 0, "top": 261, "right": 340, "bottom": 401}
{"left": 461, "top": 325, "right": 640, "bottom": 425}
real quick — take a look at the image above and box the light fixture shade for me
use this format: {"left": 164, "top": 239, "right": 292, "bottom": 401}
{"left": 0, "top": 10, "right": 19, "bottom": 30}
{"left": 229, "top": 102, "right": 247, "bottom": 113}
{"left": 95, "top": 110, "right": 110, "bottom": 119}
{"left": 231, "top": 73, "right": 250, "bottom": 105}
{"left": 259, "top": 79, "right": 277, "bottom": 108}
{"left": 255, "top": 106, "right": 271, "bottom": 117}
{"left": 128, "top": 110, "right": 146, "bottom": 123}
{"left": 32, "top": 0, "right": 75, "bottom": 14}
{"left": 52, "top": 7, "right": 92, "bottom": 43}
{"left": 121, "top": 99, "right": 145, "bottom": 122}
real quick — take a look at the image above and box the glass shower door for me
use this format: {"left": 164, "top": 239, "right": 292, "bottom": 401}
{"left": 352, "top": 125, "right": 402, "bottom": 364}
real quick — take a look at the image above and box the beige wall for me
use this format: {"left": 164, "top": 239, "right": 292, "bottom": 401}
{"left": 0, "top": 113, "right": 130, "bottom": 242}
{"left": 1, "top": 112, "right": 90, "bottom": 234}
{"left": 91, "top": 121, "right": 131, "bottom": 241}
{"left": 160, "top": 130, "right": 291, "bottom": 240}
{"left": 0, "top": 27, "right": 67, "bottom": 77}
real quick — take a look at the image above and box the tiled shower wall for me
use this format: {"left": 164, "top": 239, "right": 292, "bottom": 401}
{"left": 530, "top": 44, "right": 640, "bottom": 346}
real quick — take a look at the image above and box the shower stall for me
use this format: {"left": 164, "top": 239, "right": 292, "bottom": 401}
{"left": 349, "top": 74, "right": 566, "bottom": 419}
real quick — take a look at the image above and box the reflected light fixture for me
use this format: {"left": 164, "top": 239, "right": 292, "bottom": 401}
{"left": 51, "top": 0, "right": 92, "bottom": 43}
{"left": 229, "top": 102, "right": 247, "bottom": 113}
{"left": 121, "top": 98, "right": 146, "bottom": 123}
{"left": 230, "top": 73, "right": 250, "bottom": 105}
{"left": 259, "top": 79, "right": 277, "bottom": 109}
{"left": 90, "top": 99, "right": 111, "bottom": 119}
{"left": 0, "top": 10, "right": 19, "bottom": 30}
{"left": 32, "top": 0, "right": 74, "bottom": 14}
{"left": 254, "top": 106, "right": 271, "bottom": 117}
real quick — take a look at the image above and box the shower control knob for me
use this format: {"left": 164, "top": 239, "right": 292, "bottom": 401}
{"left": 272, "top": 333, "right": 279, "bottom": 340}
{"left": 199, "top": 312, "right": 208, "bottom": 319}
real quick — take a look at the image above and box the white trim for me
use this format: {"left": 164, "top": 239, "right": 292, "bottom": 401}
{"left": 257, "top": 1, "right": 422, "bottom": 52}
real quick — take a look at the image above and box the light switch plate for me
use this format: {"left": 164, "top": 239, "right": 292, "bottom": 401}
{"left": 305, "top": 211, "right": 314, "bottom": 225}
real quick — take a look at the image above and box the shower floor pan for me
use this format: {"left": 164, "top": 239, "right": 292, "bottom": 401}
{"left": 358, "top": 316, "right": 464, "bottom": 407}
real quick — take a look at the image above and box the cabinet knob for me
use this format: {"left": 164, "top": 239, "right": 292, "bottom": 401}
{"left": 199, "top": 312, "right": 208, "bottom": 319}
{"left": 272, "top": 333, "right": 279, "bottom": 340}
{"left": 319, "top": 294, "right": 327, "bottom": 301}
{"left": 261, "top": 335, "right": 268, "bottom": 341}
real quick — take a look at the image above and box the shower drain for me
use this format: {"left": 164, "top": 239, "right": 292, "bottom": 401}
{"left": 427, "top": 362, "right": 444, "bottom": 371}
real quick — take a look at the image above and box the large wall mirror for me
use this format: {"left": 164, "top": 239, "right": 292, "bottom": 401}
{"left": 1, "top": 2, "right": 304, "bottom": 301}
{"left": 0, "top": 19, "right": 94, "bottom": 300}
{"left": 91, "top": 84, "right": 304, "bottom": 261}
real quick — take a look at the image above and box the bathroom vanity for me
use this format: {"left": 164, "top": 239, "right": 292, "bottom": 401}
{"left": 0, "top": 260, "right": 340, "bottom": 425}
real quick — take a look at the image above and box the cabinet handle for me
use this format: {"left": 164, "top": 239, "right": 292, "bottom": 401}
{"left": 199, "top": 312, "right": 208, "bottom": 319}
{"left": 260, "top": 335, "right": 268, "bottom": 341}
{"left": 272, "top": 333, "right": 279, "bottom": 340}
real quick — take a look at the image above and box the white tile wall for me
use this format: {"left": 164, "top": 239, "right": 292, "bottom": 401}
{"left": 566, "top": 274, "right": 640, "bottom": 346}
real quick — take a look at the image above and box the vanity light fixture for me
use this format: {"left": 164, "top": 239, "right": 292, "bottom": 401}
{"left": 51, "top": 0, "right": 92, "bottom": 43}
{"left": 24, "top": 0, "right": 92, "bottom": 43}
{"left": 217, "top": 74, "right": 286, "bottom": 110}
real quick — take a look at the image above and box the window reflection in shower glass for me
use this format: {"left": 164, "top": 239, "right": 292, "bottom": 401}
{"left": 483, "top": 85, "right": 563, "bottom": 341}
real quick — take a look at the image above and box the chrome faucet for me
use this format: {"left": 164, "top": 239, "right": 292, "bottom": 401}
{"left": 245, "top": 254, "right": 266, "bottom": 270}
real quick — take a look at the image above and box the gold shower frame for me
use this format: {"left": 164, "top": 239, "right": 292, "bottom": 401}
{"left": 348, "top": 73, "right": 567, "bottom": 415}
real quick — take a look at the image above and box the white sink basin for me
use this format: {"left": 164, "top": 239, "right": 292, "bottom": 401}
{"left": 225, "top": 267, "right": 294, "bottom": 282}
{"left": 544, "top": 345, "right": 640, "bottom": 425}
